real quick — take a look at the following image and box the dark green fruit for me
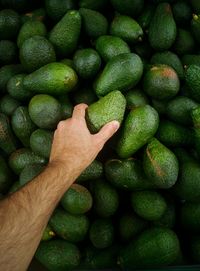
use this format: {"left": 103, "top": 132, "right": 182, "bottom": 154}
{"left": 61, "top": 184, "right": 93, "bottom": 215}
{"left": 148, "top": 3, "right": 177, "bottom": 51}
{"left": 11, "top": 106, "right": 36, "bottom": 147}
{"left": 73, "top": 48, "right": 101, "bottom": 79}
{"left": 19, "top": 36, "right": 56, "bottom": 72}
{"left": 49, "top": 10, "right": 81, "bottom": 57}
{"left": 0, "top": 40, "right": 17, "bottom": 65}
{"left": 117, "top": 105, "right": 159, "bottom": 158}
{"left": 110, "top": 15, "right": 143, "bottom": 44}
{"left": 131, "top": 191, "right": 167, "bottom": 221}
{"left": 143, "top": 138, "right": 179, "bottom": 189}
{"left": 94, "top": 53, "right": 143, "bottom": 97}
{"left": 0, "top": 95, "right": 20, "bottom": 116}
{"left": 79, "top": 8, "right": 108, "bottom": 39}
{"left": 50, "top": 209, "right": 89, "bottom": 243}
{"left": 0, "top": 9, "right": 20, "bottom": 39}
{"left": 30, "top": 129, "right": 53, "bottom": 158}
{"left": 28, "top": 94, "right": 62, "bottom": 129}
{"left": 143, "top": 65, "right": 180, "bottom": 100}
{"left": 17, "top": 20, "right": 47, "bottom": 48}
{"left": 89, "top": 219, "right": 114, "bottom": 249}
{"left": 19, "top": 163, "right": 45, "bottom": 186}
{"left": 35, "top": 240, "right": 80, "bottom": 271}
{"left": 95, "top": 35, "right": 130, "bottom": 63}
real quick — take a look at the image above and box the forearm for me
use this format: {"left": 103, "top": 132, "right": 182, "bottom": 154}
{"left": 0, "top": 163, "right": 74, "bottom": 271}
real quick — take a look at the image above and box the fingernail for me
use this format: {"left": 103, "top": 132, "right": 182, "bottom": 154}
{"left": 112, "top": 120, "right": 120, "bottom": 131}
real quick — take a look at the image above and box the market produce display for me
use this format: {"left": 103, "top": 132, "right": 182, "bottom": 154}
{"left": 1, "top": 0, "right": 200, "bottom": 270}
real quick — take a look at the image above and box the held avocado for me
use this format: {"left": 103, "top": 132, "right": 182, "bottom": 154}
{"left": 94, "top": 53, "right": 143, "bottom": 97}
{"left": 86, "top": 90, "right": 126, "bottom": 133}
{"left": 117, "top": 105, "right": 159, "bottom": 158}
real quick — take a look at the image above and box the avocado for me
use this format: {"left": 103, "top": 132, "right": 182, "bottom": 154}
{"left": 89, "top": 218, "right": 114, "bottom": 249}
{"left": 117, "top": 105, "right": 159, "bottom": 158}
{"left": 9, "top": 148, "right": 46, "bottom": 175}
{"left": 91, "top": 179, "right": 119, "bottom": 218}
{"left": 79, "top": 0, "right": 107, "bottom": 10}
{"left": 86, "top": 90, "right": 126, "bottom": 133}
{"left": 173, "top": 147, "right": 196, "bottom": 164}
{"left": 35, "top": 240, "right": 80, "bottom": 271}
{"left": 30, "top": 129, "right": 53, "bottom": 159}
{"left": 49, "top": 10, "right": 81, "bottom": 57}
{"left": 143, "top": 138, "right": 179, "bottom": 189}
{"left": 80, "top": 245, "right": 119, "bottom": 269}
{"left": 7, "top": 74, "right": 32, "bottom": 102}
{"left": 23, "top": 63, "right": 78, "bottom": 96}
{"left": 0, "top": 95, "right": 20, "bottom": 116}
{"left": 110, "top": 15, "right": 143, "bottom": 44}
{"left": 11, "top": 106, "right": 36, "bottom": 147}
{"left": 110, "top": 0, "right": 144, "bottom": 17}
{"left": 0, "top": 40, "right": 17, "bottom": 65}
{"left": 167, "top": 96, "right": 199, "bottom": 125}
{"left": 73, "top": 48, "right": 101, "bottom": 79}
{"left": 94, "top": 53, "right": 143, "bottom": 97}
{"left": 0, "top": 155, "right": 12, "bottom": 193}
{"left": 95, "top": 35, "right": 130, "bottom": 63}
{"left": 28, "top": 94, "right": 62, "bottom": 130}
{"left": 79, "top": 8, "right": 108, "bottom": 39}
{"left": 45, "top": 0, "right": 75, "bottom": 21}
{"left": 0, "top": 9, "right": 20, "bottom": 39}
{"left": 17, "top": 20, "right": 47, "bottom": 48}
{"left": 156, "top": 120, "right": 194, "bottom": 147}
{"left": 153, "top": 199, "right": 176, "bottom": 229}
{"left": 185, "top": 65, "right": 200, "bottom": 102}
{"left": 148, "top": 3, "right": 177, "bottom": 51}
{"left": 118, "top": 227, "right": 180, "bottom": 268}
{"left": 173, "top": 28, "right": 195, "bottom": 55}
{"left": 0, "top": 64, "right": 24, "bottom": 94}
{"left": 0, "top": 113, "right": 18, "bottom": 155}
{"left": 138, "top": 4, "right": 155, "bottom": 30}
{"left": 49, "top": 208, "right": 89, "bottom": 243}
{"left": 19, "top": 163, "right": 45, "bottom": 186}
{"left": 181, "top": 202, "right": 200, "bottom": 232}
{"left": 151, "top": 99, "right": 168, "bottom": 115}
{"left": 173, "top": 161, "right": 200, "bottom": 202}
{"left": 20, "top": 35, "right": 56, "bottom": 73}
{"left": 172, "top": 0, "right": 192, "bottom": 26}
{"left": 119, "top": 212, "right": 147, "bottom": 242}
{"left": 125, "top": 89, "right": 149, "bottom": 110}
{"left": 41, "top": 224, "right": 56, "bottom": 241}
{"left": 143, "top": 64, "right": 180, "bottom": 100}
{"left": 76, "top": 160, "right": 103, "bottom": 183}
{"left": 61, "top": 183, "right": 93, "bottom": 215}
{"left": 131, "top": 190, "right": 167, "bottom": 221}
{"left": 105, "top": 158, "right": 154, "bottom": 191}
{"left": 150, "top": 51, "right": 184, "bottom": 80}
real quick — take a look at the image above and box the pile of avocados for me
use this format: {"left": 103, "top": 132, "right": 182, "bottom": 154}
{"left": 1, "top": 0, "right": 200, "bottom": 270}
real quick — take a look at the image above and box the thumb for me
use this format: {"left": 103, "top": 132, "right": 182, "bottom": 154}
{"left": 95, "top": 120, "right": 120, "bottom": 144}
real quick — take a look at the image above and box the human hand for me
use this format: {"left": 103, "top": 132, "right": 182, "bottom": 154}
{"left": 49, "top": 103, "right": 120, "bottom": 180}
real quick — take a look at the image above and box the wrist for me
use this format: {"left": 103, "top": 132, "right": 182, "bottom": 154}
{"left": 47, "top": 160, "right": 76, "bottom": 187}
